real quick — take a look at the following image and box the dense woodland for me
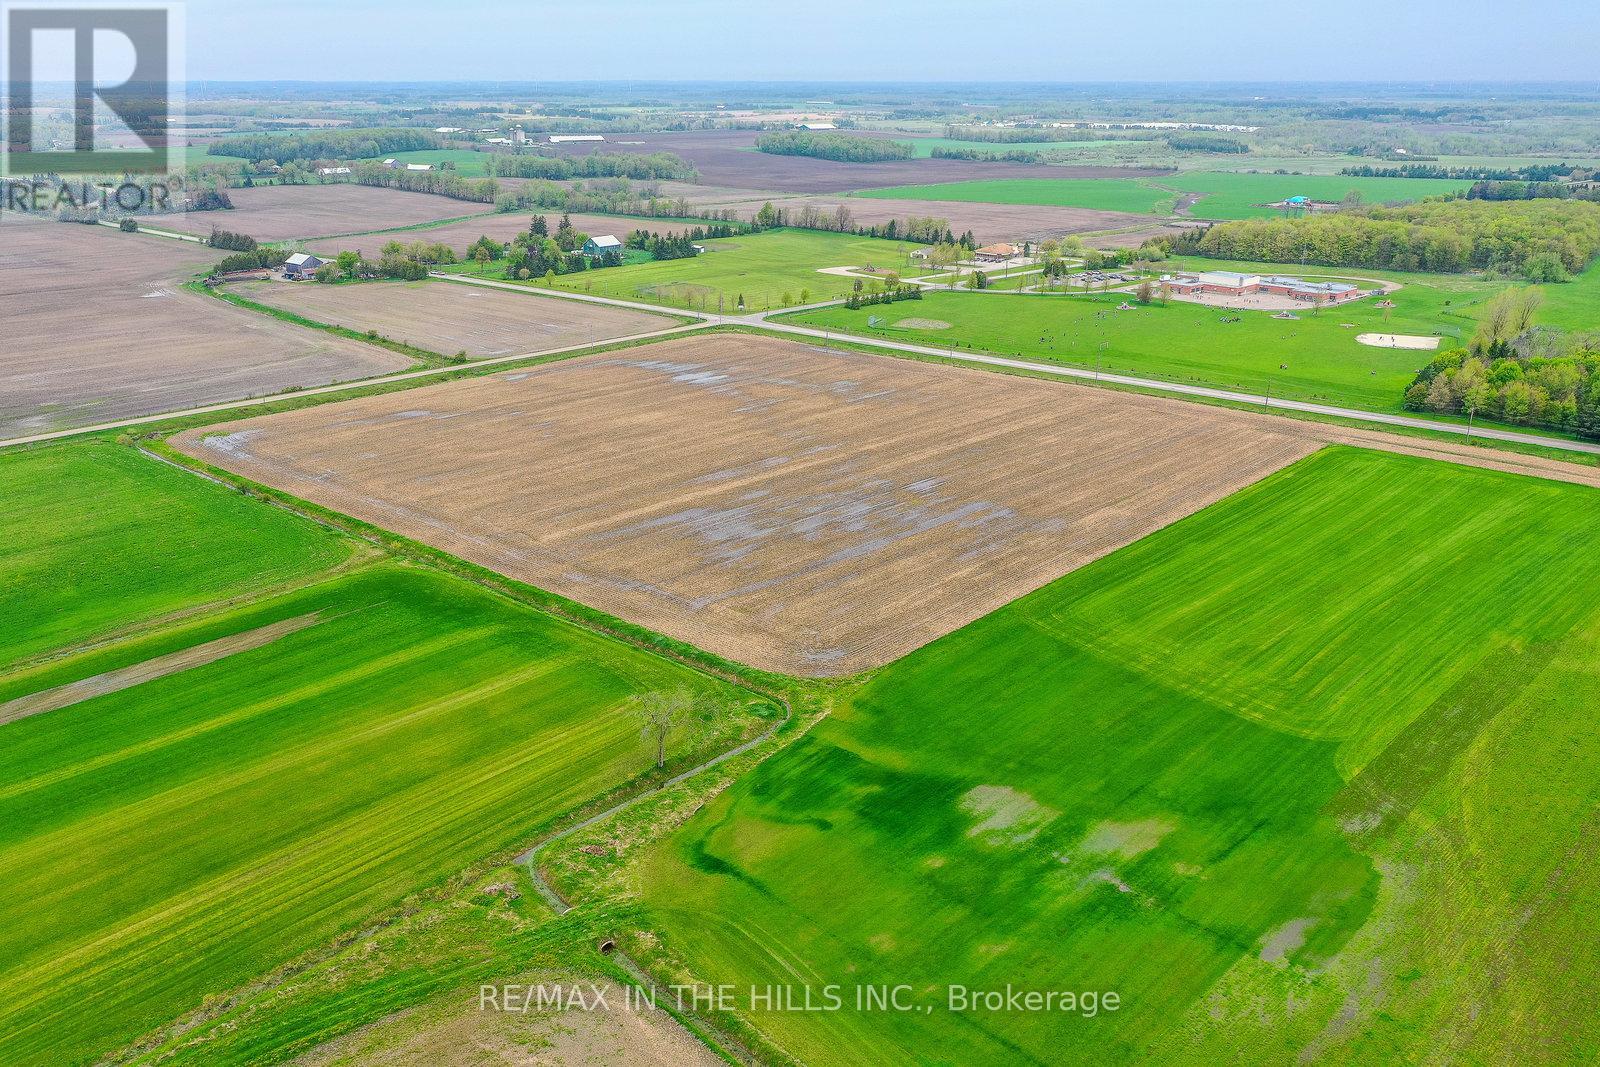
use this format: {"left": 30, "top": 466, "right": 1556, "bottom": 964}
{"left": 1403, "top": 288, "right": 1600, "bottom": 437}
{"left": 755, "top": 131, "right": 914, "bottom": 162}
{"left": 1165, "top": 199, "right": 1600, "bottom": 279}
{"left": 210, "top": 129, "right": 440, "bottom": 163}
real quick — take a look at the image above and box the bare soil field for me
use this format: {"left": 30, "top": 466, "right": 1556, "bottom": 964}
{"left": 297, "top": 978, "right": 721, "bottom": 1067}
{"left": 544, "top": 129, "right": 1173, "bottom": 193}
{"left": 174, "top": 333, "right": 1317, "bottom": 675}
{"left": 232, "top": 278, "right": 674, "bottom": 358}
{"left": 0, "top": 222, "right": 411, "bottom": 440}
{"left": 160, "top": 184, "right": 494, "bottom": 242}
{"left": 311, "top": 211, "right": 721, "bottom": 261}
{"left": 1084, "top": 222, "right": 1202, "bottom": 250}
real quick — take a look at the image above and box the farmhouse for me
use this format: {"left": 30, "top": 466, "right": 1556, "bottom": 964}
{"left": 317, "top": 166, "right": 352, "bottom": 177}
{"left": 583, "top": 235, "right": 624, "bottom": 257}
{"left": 974, "top": 243, "right": 1021, "bottom": 263}
{"left": 1166, "top": 271, "right": 1363, "bottom": 305}
{"left": 283, "top": 252, "right": 327, "bottom": 280}
{"left": 405, "top": 163, "right": 434, "bottom": 172}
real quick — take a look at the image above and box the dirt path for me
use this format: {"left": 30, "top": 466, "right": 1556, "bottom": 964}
{"left": 0, "top": 612, "right": 323, "bottom": 725}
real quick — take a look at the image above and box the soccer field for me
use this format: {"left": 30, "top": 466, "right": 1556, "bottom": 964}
{"left": 639, "top": 446, "right": 1600, "bottom": 1064}
{"left": 784, "top": 269, "right": 1496, "bottom": 413}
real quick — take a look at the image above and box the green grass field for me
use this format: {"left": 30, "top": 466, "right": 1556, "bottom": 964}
{"left": 640, "top": 446, "right": 1600, "bottom": 1064}
{"left": 784, "top": 270, "right": 1494, "bottom": 412}
{"left": 356, "top": 148, "right": 496, "bottom": 176}
{"left": 851, "top": 171, "right": 1473, "bottom": 220}
{"left": 443, "top": 229, "right": 922, "bottom": 311}
{"left": 0, "top": 443, "right": 352, "bottom": 669}
{"left": 853, "top": 177, "right": 1177, "bottom": 215}
{"left": 0, "top": 443, "right": 766, "bottom": 1067}
{"left": 1158, "top": 171, "right": 1475, "bottom": 220}
{"left": 902, "top": 137, "right": 1153, "bottom": 159}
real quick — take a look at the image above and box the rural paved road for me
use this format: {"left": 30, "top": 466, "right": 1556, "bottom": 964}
{"left": 0, "top": 318, "right": 705, "bottom": 449}
{"left": 7, "top": 272, "right": 1599, "bottom": 462}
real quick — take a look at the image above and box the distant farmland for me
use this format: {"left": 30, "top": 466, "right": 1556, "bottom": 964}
{"left": 852, "top": 171, "right": 1474, "bottom": 220}
{"left": 0, "top": 222, "right": 410, "bottom": 441}
{"left": 641, "top": 445, "right": 1600, "bottom": 1064}
{"left": 159, "top": 183, "right": 494, "bottom": 241}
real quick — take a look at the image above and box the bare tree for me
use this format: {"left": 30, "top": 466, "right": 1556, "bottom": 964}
{"left": 631, "top": 688, "right": 698, "bottom": 770}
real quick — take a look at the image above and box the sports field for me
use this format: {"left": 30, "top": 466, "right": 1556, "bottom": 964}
{"left": 640, "top": 446, "right": 1600, "bottom": 1064}
{"left": 448, "top": 229, "right": 923, "bottom": 311}
{"left": 0, "top": 443, "right": 764, "bottom": 1067}
{"left": 852, "top": 172, "right": 1473, "bottom": 221}
{"left": 786, "top": 270, "right": 1493, "bottom": 412}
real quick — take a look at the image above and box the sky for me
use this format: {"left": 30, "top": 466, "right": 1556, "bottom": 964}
{"left": 181, "top": 0, "right": 1600, "bottom": 83}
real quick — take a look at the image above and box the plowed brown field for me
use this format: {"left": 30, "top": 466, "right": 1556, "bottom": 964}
{"left": 231, "top": 278, "right": 673, "bottom": 358}
{"left": 174, "top": 333, "right": 1316, "bottom": 675}
{"left": 0, "top": 222, "right": 410, "bottom": 440}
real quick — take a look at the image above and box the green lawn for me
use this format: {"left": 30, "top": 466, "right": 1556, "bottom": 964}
{"left": 640, "top": 446, "right": 1600, "bottom": 1065}
{"left": 902, "top": 137, "right": 1149, "bottom": 159}
{"left": 444, "top": 229, "right": 923, "bottom": 312}
{"left": 0, "top": 443, "right": 766, "bottom": 1067}
{"left": 1535, "top": 258, "right": 1600, "bottom": 330}
{"left": 0, "top": 443, "right": 351, "bottom": 669}
{"left": 783, "top": 271, "right": 1493, "bottom": 412}
{"left": 851, "top": 172, "right": 1472, "bottom": 220}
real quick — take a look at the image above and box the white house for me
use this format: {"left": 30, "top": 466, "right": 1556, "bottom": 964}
{"left": 798, "top": 121, "right": 837, "bottom": 131}
{"left": 550, "top": 134, "right": 605, "bottom": 144}
{"left": 317, "top": 166, "right": 351, "bottom": 177}
{"left": 405, "top": 163, "right": 434, "bottom": 172}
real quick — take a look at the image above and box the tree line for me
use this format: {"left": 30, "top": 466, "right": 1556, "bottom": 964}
{"left": 353, "top": 162, "right": 499, "bottom": 203}
{"left": 931, "top": 146, "right": 1044, "bottom": 163}
{"left": 210, "top": 129, "right": 440, "bottom": 164}
{"left": 1463, "top": 180, "right": 1600, "bottom": 203}
{"left": 1157, "top": 199, "right": 1600, "bottom": 279}
{"left": 1343, "top": 163, "right": 1579, "bottom": 181}
{"left": 494, "top": 178, "right": 744, "bottom": 223}
{"left": 755, "top": 131, "right": 914, "bottom": 162}
{"left": 749, "top": 201, "right": 966, "bottom": 245}
{"left": 485, "top": 151, "right": 697, "bottom": 182}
